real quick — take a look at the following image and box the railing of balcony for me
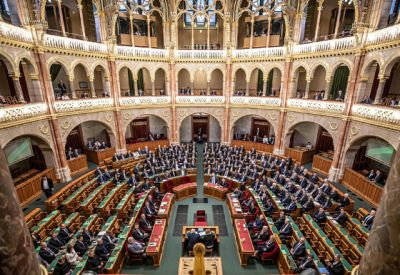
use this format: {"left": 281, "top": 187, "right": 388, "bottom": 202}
{"left": 230, "top": 96, "right": 281, "bottom": 106}
{"left": 366, "top": 24, "right": 400, "bottom": 46}
{"left": 120, "top": 96, "right": 171, "bottom": 106}
{"left": 116, "top": 46, "right": 169, "bottom": 59}
{"left": 176, "top": 96, "right": 225, "bottom": 104}
{"left": 287, "top": 99, "right": 345, "bottom": 114}
{"left": 0, "top": 103, "right": 48, "bottom": 123}
{"left": 233, "top": 47, "right": 284, "bottom": 59}
{"left": 0, "top": 21, "right": 33, "bottom": 43}
{"left": 352, "top": 104, "right": 400, "bottom": 124}
{"left": 175, "top": 50, "right": 225, "bottom": 60}
{"left": 43, "top": 34, "right": 108, "bottom": 54}
{"left": 293, "top": 36, "right": 356, "bottom": 54}
{"left": 54, "top": 98, "right": 114, "bottom": 113}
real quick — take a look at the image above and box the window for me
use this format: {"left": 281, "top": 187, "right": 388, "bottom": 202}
{"left": 184, "top": 0, "right": 217, "bottom": 27}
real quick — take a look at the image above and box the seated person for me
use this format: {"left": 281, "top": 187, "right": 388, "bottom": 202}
{"left": 74, "top": 235, "right": 88, "bottom": 256}
{"left": 82, "top": 227, "right": 95, "bottom": 245}
{"left": 251, "top": 225, "right": 270, "bottom": 245}
{"left": 367, "top": 169, "right": 375, "bottom": 181}
{"left": 202, "top": 229, "right": 215, "bottom": 249}
{"left": 248, "top": 214, "right": 265, "bottom": 231}
{"left": 274, "top": 211, "right": 286, "bottom": 230}
{"left": 244, "top": 202, "right": 257, "bottom": 216}
{"left": 285, "top": 199, "right": 298, "bottom": 213}
{"left": 147, "top": 194, "right": 159, "bottom": 211}
{"left": 187, "top": 229, "right": 201, "bottom": 252}
{"left": 58, "top": 224, "right": 73, "bottom": 244}
{"left": 253, "top": 235, "right": 278, "bottom": 259}
{"left": 86, "top": 250, "right": 104, "bottom": 273}
{"left": 278, "top": 219, "right": 292, "bottom": 241}
{"left": 132, "top": 223, "right": 149, "bottom": 242}
{"left": 38, "top": 242, "right": 57, "bottom": 266}
{"left": 264, "top": 199, "right": 275, "bottom": 216}
{"left": 53, "top": 255, "right": 72, "bottom": 275}
{"left": 362, "top": 210, "right": 376, "bottom": 230}
{"left": 326, "top": 254, "right": 345, "bottom": 275}
{"left": 333, "top": 208, "right": 348, "bottom": 225}
{"left": 127, "top": 236, "right": 146, "bottom": 257}
{"left": 102, "top": 231, "right": 118, "bottom": 251}
{"left": 65, "top": 244, "right": 81, "bottom": 269}
{"left": 144, "top": 201, "right": 157, "bottom": 219}
{"left": 290, "top": 237, "right": 306, "bottom": 259}
{"left": 95, "top": 239, "right": 110, "bottom": 261}
{"left": 48, "top": 232, "right": 65, "bottom": 253}
{"left": 139, "top": 213, "right": 153, "bottom": 233}
{"left": 219, "top": 178, "right": 230, "bottom": 188}
{"left": 281, "top": 191, "right": 292, "bottom": 206}
{"left": 297, "top": 254, "right": 315, "bottom": 272}
{"left": 337, "top": 193, "right": 350, "bottom": 210}
{"left": 313, "top": 207, "right": 327, "bottom": 225}
{"left": 127, "top": 175, "right": 138, "bottom": 188}
{"left": 305, "top": 142, "right": 313, "bottom": 150}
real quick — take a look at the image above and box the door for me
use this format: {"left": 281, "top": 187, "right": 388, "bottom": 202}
{"left": 192, "top": 115, "right": 209, "bottom": 142}
{"left": 251, "top": 118, "right": 270, "bottom": 139}
{"left": 130, "top": 117, "right": 149, "bottom": 141}
{"left": 66, "top": 125, "right": 84, "bottom": 151}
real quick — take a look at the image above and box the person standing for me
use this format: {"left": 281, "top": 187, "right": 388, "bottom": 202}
{"left": 41, "top": 175, "right": 54, "bottom": 198}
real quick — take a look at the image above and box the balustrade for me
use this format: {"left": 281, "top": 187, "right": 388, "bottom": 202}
{"left": 176, "top": 96, "right": 225, "bottom": 104}
{"left": 287, "top": 99, "right": 345, "bottom": 114}
{"left": 0, "top": 21, "right": 33, "bottom": 43}
{"left": 352, "top": 104, "right": 400, "bottom": 125}
{"left": 232, "top": 47, "right": 284, "bottom": 59}
{"left": 293, "top": 36, "right": 355, "bottom": 54}
{"left": 54, "top": 98, "right": 113, "bottom": 113}
{"left": 230, "top": 96, "right": 281, "bottom": 107}
{"left": 175, "top": 50, "right": 225, "bottom": 60}
{"left": 0, "top": 103, "right": 48, "bottom": 123}
{"left": 116, "top": 46, "right": 168, "bottom": 59}
{"left": 366, "top": 24, "right": 400, "bottom": 46}
{"left": 43, "top": 34, "right": 107, "bottom": 54}
{"left": 119, "top": 96, "right": 171, "bottom": 106}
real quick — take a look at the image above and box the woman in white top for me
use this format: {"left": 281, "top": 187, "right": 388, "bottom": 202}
{"left": 65, "top": 245, "right": 81, "bottom": 268}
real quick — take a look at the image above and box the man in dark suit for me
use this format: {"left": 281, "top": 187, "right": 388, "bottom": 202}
{"left": 48, "top": 232, "right": 64, "bottom": 252}
{"left": 252, "top": 225, "right": 270, "bottom": 245}
{"left": 86, "top": 250, "right": 103, "bottom": 273}
{"left": 102, "top": 231, "right": 118, "bottom": 251}
{"left": 313, "top": 207, "right": 327, "bottom": 225}
{"left": 253, "top": 235, "right": 277, "bottom": 258}
{"left": 297, "top": 254, "right": 315, "bottom": 272}
{"left": 41, "top": 175, "right": 54, "bottom": 198}
{"left": 58, "top": 224, "right": 73, "bottom": 244}
{"left": 39, "top": 242, "right": 57, "bottom": 265}
{"left": 278, "top": 219, "right": 292, "bottom": 241}
{"left": 202, "top": 229, "right": 215, "bottom": 249}
{"left": 362, "top": 210, "right": 376, "bottom": 230}
{"left": 132, "top": 223, "right": 149, "bottom": 242}
{"left": 326, "top": 254, "right": 345, "bottom": 275}
{"left": 274, "top": 211, "right": 286, "bottom": 230}
{"left": 187, "top": 229, "right": 201, "bottom": 251}
{"left": 74, "top": 235, "right": 88, "bottom": 256}
{"left": 82, "top": 227, "right": 95, "bottom": 245}
{"left": 139, "top": 213, "right": 153, "bottom": 232}
{"left": 285, "top": 199, "right": 297, "bottom": 214}
{"left": 95, "top": 239, "right": 110, "bottom": 261}
{"left": 334, "top": 208, "right": 347, "bottom": 225}
{"left": 290, "top": 237, "right": 306, "bottom": 259}
{"left": 338, "top": 193, "right": 350, "bottom": 209}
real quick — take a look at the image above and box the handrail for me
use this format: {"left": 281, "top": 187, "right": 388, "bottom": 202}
{"left": 366, "top": 24, "right": 400, "bottom": 45}
{"left": 233, "top": 47, "right": 284, "bottom": 58}
{"left": 116, "top": 46, "right": 168, "bottom": 58}
{"left": 175, "top": 50, "right": 225, "bottom": 60}
{"left": 293, "top": 36, "right": 355, "bottom": 54}
{"left": 43, "top": 34, "right": 108, "bottom": 54}
{"left": 0, "top": 21, "right": 33, "bottom": 43}
{"left": 54, "top": 98, "right": 113, "bottom": 113}
{"left": 287, "top": 99, "right": 345, "bottom": 114}
{"left": 352, "top": 104, "right": 400, "bottom": 124}
{"left": 0, "top": 103, "right": 48, "bottom": 123}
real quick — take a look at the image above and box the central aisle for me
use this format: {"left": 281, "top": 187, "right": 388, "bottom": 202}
{"left": 122, "top": 143, "right": 279, "bottom": 275}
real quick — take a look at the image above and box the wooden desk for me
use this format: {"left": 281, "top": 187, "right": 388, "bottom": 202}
{"left": 31, "top": 210, "right": 63, "bottom": 239}
{"left": 126, "top": 139, "right": 169, "bottom": 153}
{"left": 67, "top": 155, "right": 88, "bottom": 176}
{"left": 312, "top": 154, "right": 332, "bottom": 176}
{"left": 146, "top": 219, "right": 167, "bottom": 266}
{"left": 173, "top": 182, "right": 197, "bottom": 201}
{"left": 226, "top": 193, "right": 244, "bottom": 219}
{"left": 16, "top": 168, "right": 58, "bottom": 207}
{"left": 178, "top": 257, "right": 223, "bottom": 275}
{"left": 203, "top": 174, "right": 241, "bottom": 190}
{"left": 25, "top": 208, "right": 46, "bottom": 230}
{"left": 97, "top": 183, "right": 129, "bottom": 217}
{"left": 181, "top": 226, "right": 220, "bottom": 256}
{"left": 203, "top": 182, "right": 228, "bottom": 200}
{"left": 84, "top": 147, "right": 116, "bottom": 165}
{"left": 115, "top": 188, "right": 136, "bottom": 219}
{"left": 61, "top": 179, "right": 97, "bottom": 214}
{"left": 233, "top": 219, "right": 255, "bottom": 266}
{"left": 285, "top": 147, "right": 316, "bottom": 165}
{"left": 80, "top": 181, "right": 113, "bottom": 216}
{"left": 341, "top": 168, "right": 383, "bottom": 207}
{"left": 160, "top": 174, "right": 197, "bottom": 192}
{"left": 230, "top": 140, "right": 274, "bottom": 153}
{"left": 158, "top": 193, "right": 175, "bottom": 220}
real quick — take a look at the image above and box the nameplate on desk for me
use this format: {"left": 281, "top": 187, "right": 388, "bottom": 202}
{"left": 155, "top": 220, "right": 163, "bottom": 224}
{"left": 161, "top": 202, "right": 167, "bottom": 206}
{"left": 159, "top": 209, "right": 166, "bottom": 214}
{"left": 148, "top": 242, "right": 157, "bottom": 247}
{"left": 235, "top": 208, "right": 242, "bottom": 212}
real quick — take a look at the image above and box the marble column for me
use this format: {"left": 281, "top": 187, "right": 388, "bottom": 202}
{"left": 135, "top": 78, "right": 140, "bottom": 96}
{"left": 147, "top": 18, "right": 151, "bottom": 48}
{"left": 357, "top": 145, "right": 400, "bottom": 274}
{"left": 0, "top": 144, "right": 41, "bottom": 275}
{"left": 262, "top": 80, "right": 267, "bottom": 96}
{"left": 206, "top": 82, "right": 211, "bottom": 96}
{"left": 104, "top": 79, "right": 111, "bottom": 97}
{"left": 130, "top": 15, "right": 135, "bottom": 47}
{"left": 314, "top": 0, "right": 325, "bottom": 41}
{"left": 89, "top": 78, "right": 96, "bottom": 98}
{"left": 68, "top": 76, "right": 77, "bottom": 99}
{"left": 373, "top": 77, "right": 387, "bottom": 104}
{"left": 191, "top": 81, "right": 194, "bottom": 95}
{"left": 305, "top": 78, "right": 312, "bottom": 99}
{"left": 165, "top": 78, "right": 169, "bottom": 95}
{"left": 56, "top": 0, "right": 66, "bottom": 37}
{"left": 266, "top": 16, "right": 271, "bottom": 47}
{"left": 333, "top": 0, "right": 343, "bottom": 39}
{"left": 30, "top": 75, "right": 44, "bottom": 102}
{"left": 245, "top": 81, "right": 250, "bottom": 96}
{"left": 151, "top": 81, "right": 155, "bottom": 96}
{"left": 12, "top": 75, "right": 25, "bottom": 102}
{"left": 249, "top": 19, "right": 254, "bottom": 49}
{"left": 324, "top": 77, "right": 332, "bottom": 100}
{"left": 77, "top": 1, "right": 86, "bottom": 40}
{"left": 356, "top": 79, "right": 368, "bottom": 102}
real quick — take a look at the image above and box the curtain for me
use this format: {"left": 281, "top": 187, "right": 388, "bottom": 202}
{"left": 330, "top": 66, "right": 349, "bottom": 100}
{"left": 266, "top": 70, "right": 273, "bottom": 95}
{"left": 50, "top": 64, "right": 62, "bottom": 81}
{"left": 257, "top": 69, "right": 263, "bottom": 92}
{"left": 137, "top": 69, "right": 144, "bottom": 91}
{"left": 128, "top": 69, "right": 135, "bottom": 96}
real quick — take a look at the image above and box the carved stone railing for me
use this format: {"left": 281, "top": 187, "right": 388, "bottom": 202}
{"left": 233, "top": 47, "right": 284, "bottom": 59}
{"left": 120, "top": 96, "right": 171, "bottom": 106}
{"left": 0, "top": 21, "right": 33, "bottom": 43}
{"left": 54, "top": 98, "right": 114, "bottom": 113}
{"left": 293, "top": 36, "right": 356, "bottom": 55}
{"left": 116, "top": 46, "right": 169, "bottom": 59}
{"left": 175, "top": 50, "right": 225, "bottom": 61}
{"left": 230, "top": 96, "right": 281, "bottom": 107}
{"left": 0, "top": 103, "right": 48, "bottom": 123}
{"left": 176, "top": 96, "right": 225, "bottom": 104}
{"left": 352, "top": 104, "right": 400, "bottom": 125}
{"left": 366, "top": 24, "right": 400, "bottom": 46}
{"left": 287, "top": 99, "right": 345, "bottom": 114}
{"left": 43, "top": 34, "right": 108, "bottom": 54}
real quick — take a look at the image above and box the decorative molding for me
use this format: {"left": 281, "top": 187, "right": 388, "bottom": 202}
{"left": 120, "top": 96, "right": 171, "bottom": 106}
{"left": 287, "top": 99, "right": 345, "bottom": 114}
{"left": 54, "top": 98, "right": 114, "bottom": 113}
{"left": 0, "top": 103, "right": 48, "bottom": 123}
{"left": 230, "top": 96, "right": 281, "bottom": 107}
{"left": 352, "top": 104, "right": 400, "bottom": 126}
{"left": 176, "top": 96, "right": 225, "bottom": 105}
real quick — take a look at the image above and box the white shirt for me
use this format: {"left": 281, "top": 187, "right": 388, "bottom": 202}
{"left": 42, "top": 179, "right": 49, "bottom": 190}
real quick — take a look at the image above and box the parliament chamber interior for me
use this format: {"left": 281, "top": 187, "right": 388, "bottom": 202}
{"left": 0, "top": 0, "right": 399, "bottom": 275}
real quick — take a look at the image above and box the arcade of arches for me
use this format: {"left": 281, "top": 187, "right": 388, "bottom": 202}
{"left": 1, "top": 1, "right": 400, "bottom": 275}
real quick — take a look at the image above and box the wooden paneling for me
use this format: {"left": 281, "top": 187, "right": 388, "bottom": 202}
{"left": 231, "top": 140, "right": 274, "bottom": 153}
{"left": 312, "top": 154, "right": 332, "bottom": 176}
{"left": 15, "top": 168, "right": 58, "bottom": 207}
{"left": 285, "top": 147, "right": 316, "bottom": 164}
{"left": 341, "top": 168, "right": 383, "bottom": 207}
{"left": 84, "top": 147, "right": 116, "bottom": 165}
{"left": 67, "top": 155, "right": 88, "bottom": 176}
{"left": 126, "top": 140, "right": 169, "bottom": 153}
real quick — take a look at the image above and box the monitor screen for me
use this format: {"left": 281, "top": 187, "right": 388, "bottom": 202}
{"left": 5, "top": 137, "right": 34, "bottom": 166}
{"left": 366, "top": 139, "right": 395, "bottom": 166}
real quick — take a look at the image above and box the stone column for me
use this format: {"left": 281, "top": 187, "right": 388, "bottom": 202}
{"left": 305, "top": 78, "right": 312, "bottom": 99}
{"left": 289, "top": 78, "right": 297, "bottom": 98}
{"left": 130, "top": 15, "right": 135, "bottom": 47}
{"left": 30, "top": 75, "right": 44, "bottom": 102}
{"left": 249, "top": 18, "right": 254, "bottom": 49}
{"left": 324, "top": 77, "right": 332, "bottom": 100}
{"left": 56, "top": 0, "right": 66, "bottom": 36}
{"left": 262, "top": 80, "right": 267, "bottom": 96}
{"left": 356, "top": 79, "right": 368, "bottom": 102}
{"left": 147, "top": 18, "right": 151, "bottom": 48}
{"left": 77, "top": 1, "right": 86, "bottom": 40}
{"left": 314, "top": 0, "right": 325, "bottom": 41}
{"left": 207, "top": 81, "right": 211, "bottom": 95}
{"left": 245, "top": 81, "right": 250, "bottom": 96}
{"left": 89, "top": 77, "right": 96, "bottom": 98}
{"left": 0, "top": 144, "right": 41, "bottom": 275}
{"left": 333, "top": 0, "right": 343, "bottom": 39}
{"left": 12, "top": 75, "right": 25, "bottom": 102}
{"left": 191, "top": 81, "right": 194, "bottom": 95}
{"left": 104, "top": 78, "right": 111, "bottom": 97}
{"left": 357, "top": 145, "right": 400, "bottom": 275}
{"left": 373, "top": 77, "right": 388, "bottom": 104}
{"left": 151, "top": 80, "right": 155, "bottom": 96}
{"left": 135, "top": 78, "right": 140, "bottom": 96}
{"left": 165, "top": 78, "right": 169, "bottom": 95}
{"left": 266, "top": 16, "right": 271, "bottom": 47}
{"left": 68, "top": 76, "right": 77, "bottom": 99}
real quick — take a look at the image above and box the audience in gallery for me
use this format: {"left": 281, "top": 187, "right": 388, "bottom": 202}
{"left": 233, "top": 89, "right": 278, "bottom": 97}
{"left": 66, "top": 147, "right": 81, "bottom": 160}
{"left": 233, "top": 132, "right": 275, "bottom": 145}
{"left": 86, "top": 140, "right": 109, "bottom": 151}
{"left": 367, "top": 169, "right": 384, "bottom": 185}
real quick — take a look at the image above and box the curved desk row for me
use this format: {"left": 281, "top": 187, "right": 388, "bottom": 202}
{"left": 173, "top": 182, "right": 197, "bottom": 201}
